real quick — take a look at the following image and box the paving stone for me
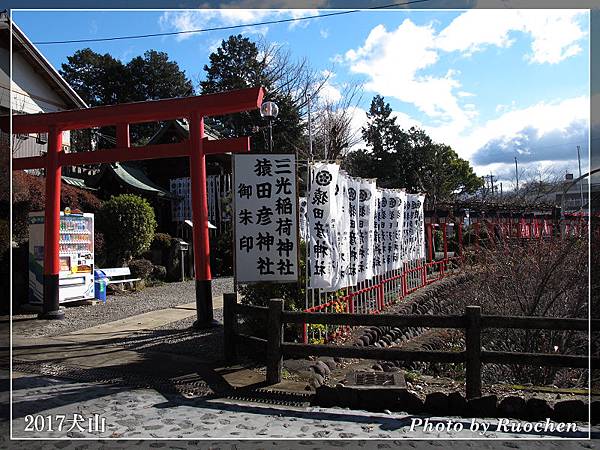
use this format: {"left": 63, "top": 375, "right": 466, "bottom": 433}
{"left": 312, "top": 430, "right": 331, "bottom": 437}
{"left": 339, "top": 432, "right": 357, "bottom": 438}
{"left": 526, "top": 398, "right": 553, "bottom": 421}
{"left": 553, "top": 399, "right": 587, "bottom": 422}
{"left": 498, "top": 396, "right": 526, "bottom": 419}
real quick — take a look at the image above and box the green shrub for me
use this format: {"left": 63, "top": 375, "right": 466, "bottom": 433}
{"left": 151, "top": 232, "right": 172, "bottom": 251}
{"left": 11, "top": 172, "right": 102, "bottom": 245}
{"left": 128, "top": 258, "right": 154, "bottom": 279}
{"left": 151, "top": 265, "right": 167, "bottom": 280}
{"left": 238, "top": 240, "right": 308, "bottom": 341}
{"left": 97, "top": 194, "right": 157, "bottom": 265}
{"left": 211, "top": 227, "right": 233, "bottom": 276}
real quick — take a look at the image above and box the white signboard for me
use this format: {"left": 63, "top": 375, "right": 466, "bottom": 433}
{"left": 233, "top": 154, "right": 298, "bottom": 283}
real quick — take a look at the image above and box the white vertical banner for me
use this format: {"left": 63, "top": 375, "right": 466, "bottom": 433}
{"left": 207, "top": 175, "right": 217, "bottom": 223}
{"left": 307, "top": 163, "right": 340, "bottom": 289}
{"left": 391, "top": 190, "right": 407, "bottom": 270}
{"left": 357, "top": 179, "right": 377, "bottom": 282}
{"left": 347, "top": 177, "right": 361, "bottom": 287}
{"left": 373, "top": 189, "right": 384, "bottom": 276}
{"left": 233, "top": 154, "right": 298, "bottom": 283}
{"left": 169, "top": 177, "right": 191, "bottom": 222}
{"left": 403, "top": 193, "right": 426, "bottom": 262}
{"left": 379, "top": 189, "right": 395, "bottom": 274}
{"left": 299, "top": 197, "right": 308, "bottom": 241}
{"left": 331, "top": 172, "right": 351, "bottom": 291}
{"left": 401, "top": 194, "right": 412, "bottom": 263}
{"left": 415, "top": 194, "right": 425, "bottom": 260}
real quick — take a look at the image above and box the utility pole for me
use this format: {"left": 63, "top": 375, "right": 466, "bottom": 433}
{"left": 490, "top": 172, "right": 495, "bottom": 197}
{"left": 514, "top": 156, "right": 519, "bottom": 192}
{"left": 307, "top": 93, "right": 313, "bottom": 160}
{"left": 324, "top": 123, "right": 328, "bottom": 160}
{"left": 577, "top": 145, "right": 584, "bottom": 210}
{"left": 500, "top": 182, "right": 503, "bottom": 197}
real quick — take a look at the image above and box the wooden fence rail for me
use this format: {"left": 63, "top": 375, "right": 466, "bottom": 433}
{"left": 223, "top": 294, "right": 596, "bottom": 400}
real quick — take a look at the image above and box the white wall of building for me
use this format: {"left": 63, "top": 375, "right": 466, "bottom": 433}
{"left": 1, "top": 47, "right": 72, "bottom": 156}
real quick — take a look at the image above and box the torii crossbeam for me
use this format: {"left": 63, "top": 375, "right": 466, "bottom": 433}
{"left": 9, "top": 87, "right": 265, "bottom": 326}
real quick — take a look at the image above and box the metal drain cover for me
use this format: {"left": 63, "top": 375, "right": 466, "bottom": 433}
{"left": 345, "top": 371, "right": 407, "bottom": 390}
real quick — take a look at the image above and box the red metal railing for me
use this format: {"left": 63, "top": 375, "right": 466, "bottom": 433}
{"left": 302, "top": 257, "right": 459, "bottom": 343}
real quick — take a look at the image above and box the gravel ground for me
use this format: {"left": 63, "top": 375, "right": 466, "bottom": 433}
{"left": 10, "top": 277, "right": 233, "bottom": 338}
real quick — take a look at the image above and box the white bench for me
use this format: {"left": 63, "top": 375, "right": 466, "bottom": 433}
{"left": 99, "top": 267, "right": 141, "bottom": 287}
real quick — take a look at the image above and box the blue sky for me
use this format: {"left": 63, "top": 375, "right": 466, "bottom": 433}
{"left": 13, "top": 9, "right": 590, "bottom": 186}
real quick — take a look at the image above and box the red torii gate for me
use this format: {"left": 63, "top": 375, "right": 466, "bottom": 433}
{"left": 8, "top": 87, "right": 264, "bottom": 326}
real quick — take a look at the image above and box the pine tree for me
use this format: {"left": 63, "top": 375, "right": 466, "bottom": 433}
{"left": 60, "top": 48, "right": 194, "bottom": 146}
{"left": 200, "top": 35, "right": 304, "bottom": 153}
{"left": 344, "top": 95, "right": 483, "bottom": 207}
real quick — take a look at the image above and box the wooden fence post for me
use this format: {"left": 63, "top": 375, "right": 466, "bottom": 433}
{"left": 465, "top": 305, "right": 482, "bottom": 399}
{"left": 266, "top": 298, "right": 284, "bottom": 384}
{"left": 223, "top": 293, "right": 237, "bottom": 363}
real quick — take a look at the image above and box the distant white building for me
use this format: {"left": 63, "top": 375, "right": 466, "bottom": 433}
{"left": 0, "top": 11, "right": 87, "bottom": 160}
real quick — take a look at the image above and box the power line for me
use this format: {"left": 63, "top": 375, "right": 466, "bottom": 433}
{"left": 32, "top": 1, "right": 433, "bottom": 45}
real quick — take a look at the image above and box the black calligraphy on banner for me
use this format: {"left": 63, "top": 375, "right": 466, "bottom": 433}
{"left": 402, "top": 193, "right": 426, "bottom": 262}
{"left": 356, "top": 179, "right": 377, "bottom": 283}
{"left": 233, "top": 154, "right": 298, "bottom": 283}
{"left": 331, "top": 171, "right": 350, "bottom": 291}
{"left": 391, "top": 190, "right": 407, "bottom": 270}
{"left": 307, "top": 163, "right": 339, "bottom": 289}
{"left": 347, "top": 177, "right": 361, "bottom": 286}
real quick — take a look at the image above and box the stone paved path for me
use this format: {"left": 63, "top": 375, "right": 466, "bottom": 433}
{"left": 9, "top": 373, "right": 592, "bottom": 440}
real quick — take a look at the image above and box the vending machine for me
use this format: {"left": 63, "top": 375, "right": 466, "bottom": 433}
{"left": 28, "top": 211, "right": 95, "bottom": 304}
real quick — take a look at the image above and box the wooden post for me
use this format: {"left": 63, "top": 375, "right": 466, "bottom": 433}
{"left": 266, "top": 298, "right": 284, "bottom": 384}
{"left": 465, "top": 305, "right": 482, "bottom": 399}
{"left": 223, "top": 293, "right": 237, "bottom": 363}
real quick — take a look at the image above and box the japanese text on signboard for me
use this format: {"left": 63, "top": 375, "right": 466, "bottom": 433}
{"left": 233, "top": 154, "right": 298, "bottom": 283}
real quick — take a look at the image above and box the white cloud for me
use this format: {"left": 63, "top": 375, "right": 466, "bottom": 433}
{"left": 495, "top": 101, "right": 516, "bottom": 113}
{"left": 443, "top": 96, "right": 589, "bottom": 180}
{"left": 287, "top": 9, "right": 320, "bottom": 29}
{"left": 320, "top": 28, "right": 329, "bottom": 39}
{"left": 159, "top": 10, "right": 277, "bottom": 41}
{"left": 392, "top": 111, "right": 424, "bottom": 131}
{"left": 436, "top": 9, "right": 587, "bottom": 64}
{"left": 345, "top": 20, "right": 472, "bottom": 134}
{"left": 159, "top": 9, "right": 321, "bottom": 41}
{"left": 347, "top": 106, "right": 367, "bottom": 151}
{"left": 319, "top": 83, "right": 342, "bottom": 104}
{"left": 330, "top": 54, "right": 344, "bottom": 64}
{"left": 342, "top": 10, "right": 588, "bottom": 155}
{"left": 315, "top": 71, "right": 342, "bottom": 104}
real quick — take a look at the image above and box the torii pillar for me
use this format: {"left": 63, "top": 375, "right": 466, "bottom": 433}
{"left": 189, "top": 111, "right": 215, "bottom": 328}
{"left": 8, "top": 87, "right": 265, "bottom": 327}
